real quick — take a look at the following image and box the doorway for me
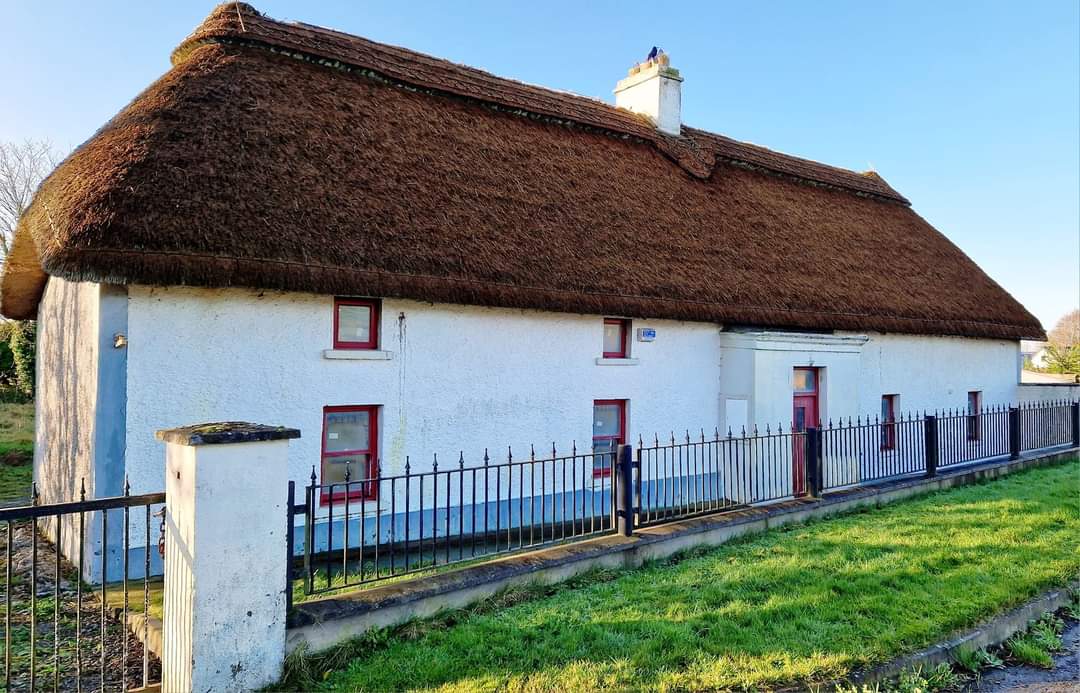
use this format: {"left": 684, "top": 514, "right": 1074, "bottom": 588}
{"left": 792, "top": 367, "right": 820, "bottom": 496}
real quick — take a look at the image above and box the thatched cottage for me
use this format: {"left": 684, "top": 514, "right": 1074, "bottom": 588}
{"left": 2, "top": 3, "right": 1045, "bottom": 512}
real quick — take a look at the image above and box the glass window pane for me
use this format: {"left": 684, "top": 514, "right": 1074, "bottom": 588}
{"left": 794, "top": 405, "right": 806, "bottom": 432}
{"left": 881, "top": 396, "right": 895, "bottom": 421}
{"left": 322, "top": 453, "right": 369, "bottom": 485}
{"left": 592, "top": 439, "right": 616, "bottom": 471}
{"left": 603, "top": 322, "right": 624, "bottom": 355}
{"left": 338, "top": 304, "right": 372, "bottom": 343}
{"left": 794, "top": 369, "right": 816, "bottom": 393}
{"left": 593, "top": 404, "right": 622, "bottom": 437}
{"left": 325, "top": 410, "right": 371, "bottom": 452}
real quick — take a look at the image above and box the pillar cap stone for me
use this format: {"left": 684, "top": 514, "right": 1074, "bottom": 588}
{"left": 156, "top": 422, "right": 301, "bottom": 447}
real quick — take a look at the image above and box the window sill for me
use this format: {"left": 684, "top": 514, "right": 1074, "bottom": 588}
{"left": 595, "top": 357, "right": 639, "bottom": 366}
{"left": 322, "top": 349, "right": 394, "bottom": 361}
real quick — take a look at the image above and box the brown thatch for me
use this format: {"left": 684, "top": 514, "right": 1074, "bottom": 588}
{"left": 1, "top": 3, "right": 1043, "bottom": 340}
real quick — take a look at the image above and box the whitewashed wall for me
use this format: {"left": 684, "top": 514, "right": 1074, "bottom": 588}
{"left": 123, "top": 287, "right": 723, "bottom": 507}
{"left": 718, "top": 330, "right": 1021, "bottom": 433}
{"left": 850, "top": 331, "right": 1021, "bottom": 414}
{"left": 35, "top": 278, "right": 101, "bottom": 567}
{"left": 36, "top": 278, "right": 98, "bottom": 505}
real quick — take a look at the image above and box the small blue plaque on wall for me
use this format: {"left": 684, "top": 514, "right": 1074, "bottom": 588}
{"left": 637, "top": 327, "right": 656, "bottom": 342}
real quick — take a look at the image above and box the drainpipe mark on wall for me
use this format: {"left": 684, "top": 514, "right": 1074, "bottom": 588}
{"left": 389, "top": 312, "right": 408, "bottom": 467}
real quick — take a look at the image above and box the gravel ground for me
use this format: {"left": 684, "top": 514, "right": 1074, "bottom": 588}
{"left": 0, "top": 520, "right": 162, "bottom": 692}
{"left": 965, "top": 619, "right": 1079, "bottom": 692}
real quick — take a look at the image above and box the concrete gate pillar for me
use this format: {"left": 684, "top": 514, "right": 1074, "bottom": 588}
{"left": 156, "top": 422, "right": 299, "bottom": 692}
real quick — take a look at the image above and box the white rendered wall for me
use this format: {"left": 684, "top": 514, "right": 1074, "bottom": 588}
{"left": 35, "top": 278, "right": 98, "bottom": 504}
{"left": 849, "top": 332, "right": 1021, "bottom": 416}
{"left": 718, "top": 330, "right": 1021, "bottom": 433}
{"left": 123, "top": 287, "right": 723, "bottom": 509}
{"left": 35, "top": 278, "right": 134, "bottom": 576}
{"left": 35, "top": 278, "right": 100, "bottom": 564}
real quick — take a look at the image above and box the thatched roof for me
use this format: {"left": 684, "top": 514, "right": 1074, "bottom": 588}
{"left": 1, "top": 3, "right": 1043, "bottom": 340}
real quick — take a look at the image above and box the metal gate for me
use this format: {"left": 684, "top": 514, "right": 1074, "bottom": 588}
{"left": 0, "top": 483, "right": 166, "bottom": 692}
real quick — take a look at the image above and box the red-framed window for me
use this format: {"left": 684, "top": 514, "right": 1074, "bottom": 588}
{"left": 333, "top": 297, "right": 380, "bottom": 350}
{"left": 881, "top": 394, "right": 898, "bottom": 450}
{"left": 966, "top": 391, "right": 982, "bottom": 441}
{"left": 320, "top": 405, "right": 379, "bottom": 503}
{"left": 602, "top": 319, "right": 630, "bottom": 359}
{"left": 592, "top": 399, "right": 626, "bottom": 477}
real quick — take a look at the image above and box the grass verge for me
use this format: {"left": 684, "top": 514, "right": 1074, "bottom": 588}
{"left": 0, "top": 402, "right": 33, "bottom": 502}
{"left": 279, "top": 459, "right": 1080, "bottom": 692}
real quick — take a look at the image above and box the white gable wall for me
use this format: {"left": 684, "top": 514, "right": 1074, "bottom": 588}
{"left": 36, "top": 277, "right": 99, "bottom": 506}
{"left": 35, "top": 278, "right": 130, "bottom": 577}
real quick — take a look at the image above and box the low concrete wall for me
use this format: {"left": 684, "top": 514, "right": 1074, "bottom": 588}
{"left": 287, "top": 446, "right": 1078, "bottom": 654}
{"left": 1018, "top": 382, "right": 1080, "bottom": 402}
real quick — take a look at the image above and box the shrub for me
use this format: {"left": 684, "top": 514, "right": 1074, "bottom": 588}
{"left": 0, "top": 321, "right": 14, "bottom": 387}
{"left": 8, "top": 321, "right": 34, "bottom": 400}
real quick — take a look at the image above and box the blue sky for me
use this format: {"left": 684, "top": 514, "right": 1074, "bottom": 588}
{"left": 2, "top": 1, "right": 1076, "bottom": 330}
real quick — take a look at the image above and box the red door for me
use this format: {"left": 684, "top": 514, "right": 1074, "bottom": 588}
{"left": 792, "top": 368, "right": 819, "bottom": 496}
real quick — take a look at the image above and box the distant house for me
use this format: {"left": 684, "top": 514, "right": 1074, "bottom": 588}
{"left": 1, "top": 3, "right": 1046, "bottom": 519}
{"left": 1021, "top": 340, "right": 1050, "bottom": 369}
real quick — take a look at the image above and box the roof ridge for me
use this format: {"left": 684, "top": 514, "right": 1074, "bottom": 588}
{"left": 176, "top": 3, "right": 908, "bottom": 204}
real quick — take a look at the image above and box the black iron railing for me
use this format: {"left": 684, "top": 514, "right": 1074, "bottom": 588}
{"left": 291, "top": 399, "right": 1079, "bottom": 597}
{"left": 820, "top": 411, "right": 928, "bottom": 489}
{"left": 291, "top": 445, "right": 619, "bottom": 596}
{"left": 0, "top": 481, "right": 164, "bottom": 692}
{"left": 935, "top": 404, "right": 1012, "bottom": 468}
{"left": 635, "top": 427, "right": 803, "bottom": 526}
{"left": 1018, "top": 399, "right": 1075, "bottom": 452}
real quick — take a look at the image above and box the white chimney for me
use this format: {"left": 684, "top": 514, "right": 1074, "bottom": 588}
{"left": 614, "top": 52, "right": 682, "bottom": 136}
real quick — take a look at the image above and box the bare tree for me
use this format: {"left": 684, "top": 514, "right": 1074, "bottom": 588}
{"left": 0, "top": 139, "right": 59, "bottom": 260}
{"left": 1047, "top": 308, "right": 1079, "bottom": 349}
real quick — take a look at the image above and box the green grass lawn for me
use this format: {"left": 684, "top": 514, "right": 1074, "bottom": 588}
{"left": 291, "top": 460, "right": 1080, "bottom": 692}
{"left": 104, "top": 578, "right": 165, "bottom": 623}
{"left": 0, "top": 402, "right": 33, "bottom": 502}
